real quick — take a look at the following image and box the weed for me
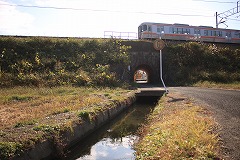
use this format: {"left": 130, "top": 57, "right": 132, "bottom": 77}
{"left": 63, "top": 108, "right": 70, "bottom": 113}
{"left": 78, "top": 111, "right": 91, "bottom": 121}
{"left": 65, "top": 120, "right": 74, "bottom": 133}
{"left": 104, "top": 93, "right": 110, "bottom": 97}
{"left": 33, "top": 124, "right": 60, "bottom": 133}
{"left": 0, "top": 131, "right": 6, "bottom": 137}
{"left": 0, "top": 142, "right": 23, "bottom": 159}
{"left": 8, "top": 95, "right": 32, "bottom": 102}
{"left": 52, "top": 108, "right": 71, "bottom": 115}
{"left": 14, "top": 119, "right": 38, "bottom": 128}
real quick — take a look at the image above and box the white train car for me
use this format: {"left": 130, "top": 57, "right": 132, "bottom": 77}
{"left": 138, "top": 22, "right": 240, "bottom": 44}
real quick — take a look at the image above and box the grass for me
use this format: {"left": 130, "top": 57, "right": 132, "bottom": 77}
{"left": 193, "top": 81, "right": 240, "bottom": 90}
{"left": 0, "top": 86, "right": 131, "bottom": 130}
{"left": 135, "top": 92, "right": 220, "bottom": 160}
{"left": 0, "top": 86, "right": 134, "bottom": 159}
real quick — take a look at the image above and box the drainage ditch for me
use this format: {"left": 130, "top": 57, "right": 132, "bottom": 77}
{"left": 63, "top": 96, "right": 161, "bottom": 160}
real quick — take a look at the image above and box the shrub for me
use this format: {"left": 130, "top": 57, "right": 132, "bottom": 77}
{"left": 164, "top": 42, "right": 240, "bottom": 85}
{"left": 91, "top": 64, "right": 119, "bottom": 86}
{"left": 0, "top": 37, "right": 130, "bottom": 87}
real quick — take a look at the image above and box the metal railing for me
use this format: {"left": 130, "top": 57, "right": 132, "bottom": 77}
{"left": 104, "top": 31, "right": 137, "bottom": 39}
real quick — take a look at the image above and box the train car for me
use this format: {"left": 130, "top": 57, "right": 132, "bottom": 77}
{"left": 138, "top": 22, "right": 240, "bottom": 44}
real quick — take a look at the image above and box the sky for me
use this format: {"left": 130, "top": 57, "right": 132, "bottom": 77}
{"left": 0, "top": 0, "right": 239, "bottom": 38}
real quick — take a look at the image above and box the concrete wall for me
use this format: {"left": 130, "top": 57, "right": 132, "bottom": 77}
{"left": 123, "top": 40, "right": 164, "bottom": 84}
{"left": 130, "top": 51, "right": 159, "bottom": 83}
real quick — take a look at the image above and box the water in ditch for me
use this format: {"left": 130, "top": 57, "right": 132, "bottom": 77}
{"left": 64, "top": 96, "right": 159, "bottom": 160}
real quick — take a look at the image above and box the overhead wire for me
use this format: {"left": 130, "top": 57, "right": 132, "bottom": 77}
{"left": 192, "top": 0, "right": 236, "bottom": 3}
{"left": 0, "top": 1, "right": 239, "bottom": 23}
{"left": 0, "top": 1, "right": 238, "bottom": 35}
{"left": 0, "top": 3, "right": 213, "bottom": 18}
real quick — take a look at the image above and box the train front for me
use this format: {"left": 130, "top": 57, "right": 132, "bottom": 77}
{"left": 138, "top": 23, "right": 149, "bottom": 39}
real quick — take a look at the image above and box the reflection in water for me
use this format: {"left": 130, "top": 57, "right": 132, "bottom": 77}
{"left": 79, "top": 136, "right": 138, "bottom": 160}
{"left": 65, "top": 101, "right": 157, "bottom": 160}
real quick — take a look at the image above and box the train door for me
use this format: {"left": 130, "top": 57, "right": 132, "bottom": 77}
{"left": 225, "top": 31, "right": 232, "bottom": 42}
{"left": 138, "top": 26, "right": 142, "bottom": 39}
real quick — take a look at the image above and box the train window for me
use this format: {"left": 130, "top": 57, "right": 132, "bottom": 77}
{"left": 183, "top": 28, "right": 190, "bottom": 34}
{"left": 235, "top": 32, "right": 240, "bottom": 38}
{"left": 226, "top": 32, "right": 232, "bottom": 37}
{"left": 218, "top": 31, "right": 222, "bottom": 37}
{"left": 177, "top": 28, "right": 183, "bottom": 34}
{"left": 204, "top": 30, "right": 208, "bottom": 36}
{"left": 157, "top": 27, "right": 164, "bottom": 33}
{"left": 213, "top": 31, "right": 217, "bottom": 36}
{"left": 213, "top": 31, "right": 222, "bottom": 37}
{"left": 161, "top": 27, "right": 164, "bottom": 33}
{"left": 148, "top": 26, "right": 152, "bottom": 32}
{"left": 171, "top": 27, "right": 190, "bottom": 34}
{"left": 194, "top": 29, "right": 200, "bottom": 35}
{"left": 142, "top": 25, "right": 147, "bottom": 31}
{"left": 173, "top": 28, "right": 177, "bottom": 34}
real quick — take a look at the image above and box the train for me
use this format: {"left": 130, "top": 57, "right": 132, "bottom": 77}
{"left": 138, "top": 22, "right": 240, "bottom": 44}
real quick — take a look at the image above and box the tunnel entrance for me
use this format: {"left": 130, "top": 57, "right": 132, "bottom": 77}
{"left": 134, "top": 70, "right": 148, "bottom": 83}
{"left": 133, "top": 64, "right": 154, "bottom": 84}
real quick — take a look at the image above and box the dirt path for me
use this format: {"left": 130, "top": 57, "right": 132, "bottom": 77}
{"left": 171, "top": 87, "right": 240, "bottom": 160}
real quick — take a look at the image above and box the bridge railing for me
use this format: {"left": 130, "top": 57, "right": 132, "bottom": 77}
{"left": 104, "top": 31, "right": 138, "bottom": 39}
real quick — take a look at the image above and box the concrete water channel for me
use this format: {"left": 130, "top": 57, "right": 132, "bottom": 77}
{"left": 64, "top": 88, "right": 164, "bottom": 160}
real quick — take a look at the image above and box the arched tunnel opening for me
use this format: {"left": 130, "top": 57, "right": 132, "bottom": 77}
{"left": 133, "top": 64, "right": 154, "bottom": 84}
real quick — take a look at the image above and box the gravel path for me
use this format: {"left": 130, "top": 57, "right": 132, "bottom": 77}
{"left": 171, "top": 87, "right": 240, "bottom": 160}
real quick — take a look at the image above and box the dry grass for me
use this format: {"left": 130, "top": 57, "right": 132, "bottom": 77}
{"left": 193, "top": 81, "right": 240, "bottom": 90}
{"left": 0, "top": 86, "right": 135, "bottom": 159}
{"left": 135, "top": 92, "right": 221, "bottom": 160}
{"left": 0, "top": 86, "right": 130, "bottom": 130}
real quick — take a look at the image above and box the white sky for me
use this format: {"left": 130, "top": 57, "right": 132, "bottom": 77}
{"left": 0, "top": 0, "right": 239, "bottom": 37}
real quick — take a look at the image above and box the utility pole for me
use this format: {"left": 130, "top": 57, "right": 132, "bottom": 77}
{"left": 238, "top": 1, "right": 239, "bottom": 13}
{"left": 216, "top": 1, "right": 240, "bottom": 28}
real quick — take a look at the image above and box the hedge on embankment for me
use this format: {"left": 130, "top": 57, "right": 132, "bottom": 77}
{"left": 164, "top": 42, "right": 240, "bottom": 86}
{"left": 0, "top": 37, "right": 130, "bottom": 87}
